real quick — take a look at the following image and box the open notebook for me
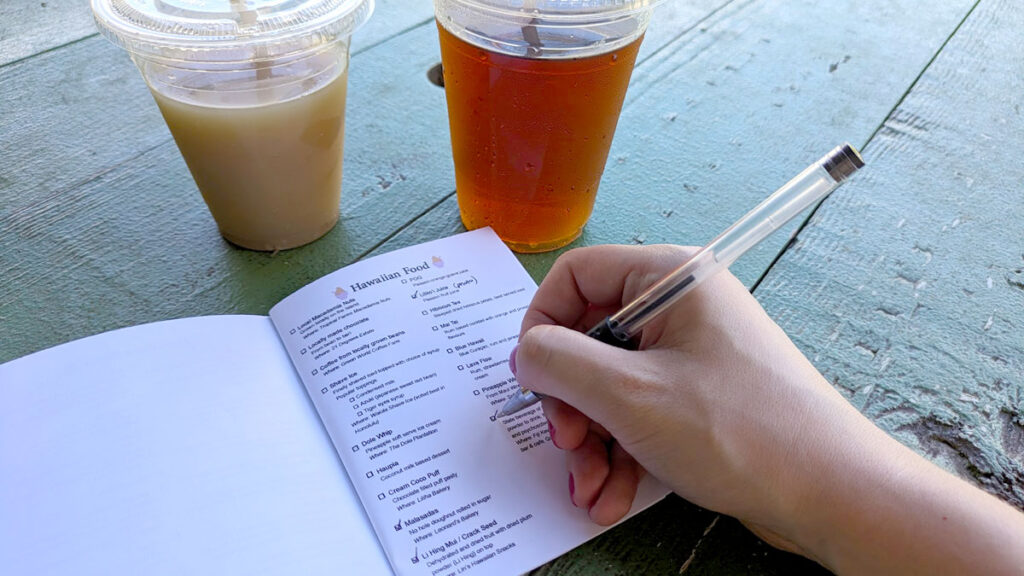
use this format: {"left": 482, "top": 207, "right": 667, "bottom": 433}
{"left": 0, "top": 228, "right": 667, "bottom": 575}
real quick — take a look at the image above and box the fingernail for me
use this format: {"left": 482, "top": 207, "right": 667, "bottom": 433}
{"left": 508, "top": 345, "right": 519, "bottom": 376}
{"left": 568, "top": 473, "right": 576, "bottom": 506}
{"left": 547, "top": 419, "right": 558, "bottom": 448}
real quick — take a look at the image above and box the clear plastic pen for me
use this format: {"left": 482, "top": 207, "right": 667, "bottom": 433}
{"left": 498, "top": 143, "right": 865, "bottom": 417}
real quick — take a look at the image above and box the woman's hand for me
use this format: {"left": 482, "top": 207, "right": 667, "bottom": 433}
{"left": 511, "top": 244, "right": 1024, "bottom": 574}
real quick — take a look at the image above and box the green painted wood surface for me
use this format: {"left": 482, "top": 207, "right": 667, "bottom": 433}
{"left": 559, "top": 0, "right": 978, "bottom": 288}
{"left": 0, "top": 0, "right": 729, "bottom": 363}
{"left": 371, "top": 0, "right": 977, "bottom": 291}
{"left": 0, "top": 1, "right": 433, "bottom": 67}
{"left": 755, "top": 0, "right": 1024, "bottom": 508}
{"left": 0, "top": 1, "right": 96, "bottom": 66}
{"left": 2, "top": 0, "right": 1021, "bottom": 574}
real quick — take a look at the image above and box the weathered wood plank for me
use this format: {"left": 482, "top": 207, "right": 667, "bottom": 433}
{"left": 531, "top": 496, "right": 720, "bottom": 576}
{"left": 675, "top": 516, "right": 823, "bottom": 575}
{"left": 0, "top": 1, "right": 96, "bottom": 67}
{"left": 0, "top": 0, "right": 431, "bottom": 69}
{"left": 576, "top": 0, "right": 977, "bottom": 287}
{"left": 755, "top": 0, "right": 1024, "bottom": 508}
{"left": 0, "top": 0, "right": 728, "bottom": 362}
{"left": 0, "top": 38, "right": 170, "bottom": 220}
{"left": 632, "top": 0, "right": 735, "bottom": 70}
{"left": 350, "top": 0, "right": 436, "bottom": 53}
{"left": 369, "top": 0, "right": 975, "bottom": 288}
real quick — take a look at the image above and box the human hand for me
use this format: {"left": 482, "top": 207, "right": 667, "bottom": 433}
{"left": 512, "top": 244, "right": 1024, "bottom": 573}
{"left": 511, "top": 244, "right": 867, "bottom": 549}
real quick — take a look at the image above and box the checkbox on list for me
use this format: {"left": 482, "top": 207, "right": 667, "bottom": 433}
{"left": 458, "top": 365, "right": 464, "bottom": 371}
{"left": 358, "top": 411, "right": 363, "bottom": 416}
{"left": 349, "top": 396, "right": 356, "bottom": 402}
{"left": 352, "top": 445, "right": 360, "bottom": 452}
{"left": 290, "top": 329, "right": 296, "bottom": 335}
{"left": 378, "top": 493, "right": 385, "bottom": 500}
{"left": 447, "top": 348, "right": 453, "bottom": 353}
{"left": 366, "top": 471, "right": 374, "bottom": 478}
{"left": 301, "top": 348, "right": 307, "bottom": 354}
{"left": 473, "top": 390, "right": 480, "bottom": 396}
{"left": 432, "top": 326, "right": 438, "bottom": 331}
{"left": 489, "top": 415, "right": 496, "bottom": 422}
{"left": 321, "top": 387, "right": 328, "bottom": 394}
{"left": 421, "top": 310, "right": 428, "bottom": 315}
{"left": 311, "top": 369, "right": 318, "bottom": 376}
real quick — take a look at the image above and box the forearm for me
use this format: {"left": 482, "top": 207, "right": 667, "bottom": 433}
{"left": 792, "top": 414, "right": 1024, "bottom": 575}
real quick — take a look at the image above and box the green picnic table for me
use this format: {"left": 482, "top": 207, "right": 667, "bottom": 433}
{"left": 1, "top": 0, "right": 1021, "bottom": 573}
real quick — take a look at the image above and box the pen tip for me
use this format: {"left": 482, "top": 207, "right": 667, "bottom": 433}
{"left": 496, "top": 399, "right": 516, "bottom": 418}
{"left": 497, "top": 390, "right": 541, "bottom": 418}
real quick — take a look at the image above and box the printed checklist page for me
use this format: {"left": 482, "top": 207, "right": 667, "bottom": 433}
{"left": 269, "top": 228, "right": 668, "bottom": 576}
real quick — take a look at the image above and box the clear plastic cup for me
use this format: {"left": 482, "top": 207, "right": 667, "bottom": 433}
{"left": 434, "top": 0, "right": 661, "bottom": 253}
{"left": 91, "top": 0, "right": 374, "bottom": 251}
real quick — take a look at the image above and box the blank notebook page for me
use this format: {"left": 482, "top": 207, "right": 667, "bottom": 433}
{"left": 0, "top": 315, "right": 391, "bottom": 575}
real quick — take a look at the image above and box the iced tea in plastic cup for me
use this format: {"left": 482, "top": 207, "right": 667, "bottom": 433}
{"left": 434, "top": 0, "right": 659, "bottom": 253}
{"left": 91, "top": 0, "right": 373, "bottom": 251}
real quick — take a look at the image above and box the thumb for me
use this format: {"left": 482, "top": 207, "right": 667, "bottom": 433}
{"left": 515, "top": 324, "right": 635, "bottom": 425}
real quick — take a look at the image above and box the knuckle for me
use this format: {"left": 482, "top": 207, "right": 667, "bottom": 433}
{"left": 562, "top": 245, "right": 594, "bottom": 263}
{"left": 649, "top": 243, "right": 699, "bottom": 260}
{"left": 519, "top": 324, "right": 558, "bottom": 372}
{"left": 550, "top": 247, "right": 586, "bottom": 276}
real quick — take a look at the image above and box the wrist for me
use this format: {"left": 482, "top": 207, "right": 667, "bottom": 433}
{"left": 783, "top": 413, "right": 899, "bottom": 571}
{"left": 751, "top": 387, "right": 892, "bottom": 570}
{"left": 779, "top": 408, "right": 1024, "bottom": 575}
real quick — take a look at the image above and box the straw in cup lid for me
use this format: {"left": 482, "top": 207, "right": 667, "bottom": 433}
{"left": 445, "top": 0, "right": 664, "bottom": 21}
{"left": 438, "top": 0, "right": 665, "bottom": 58}
{"left": 91, "top": 0, "right": 374, "bottom": 62}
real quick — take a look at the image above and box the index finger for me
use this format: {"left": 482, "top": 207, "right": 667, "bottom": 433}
{"left": 520, "top": 244, "right": 699, "bottom": 338}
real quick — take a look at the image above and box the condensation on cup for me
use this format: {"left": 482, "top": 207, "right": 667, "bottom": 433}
{"left": 435, "top": 0, "right": 662, "bottom": 253}
{"left": 92, "top": 0, "right": 374, "bottom": 251}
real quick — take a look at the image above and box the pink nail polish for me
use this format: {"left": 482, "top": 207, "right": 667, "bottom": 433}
{"left": 547, "top": 419, "right": 558, "bottom": 448}
{"left": 568, "top": 473, "right": 576, "bottom": 506}
{"left": 508, "top": 344, "right": 519, "bottom": 376}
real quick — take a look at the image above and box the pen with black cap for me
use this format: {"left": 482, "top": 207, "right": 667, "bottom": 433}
{"left": 498, "top": 143, "right": 865, "bottom": 417}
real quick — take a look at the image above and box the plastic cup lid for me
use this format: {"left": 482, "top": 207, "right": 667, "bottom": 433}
{"left": 91, "top": 0, "right": 374, "bottom": 62}
{"left": 439, "top": 0, "right": 662, "bottom": 58}
{"left": 445, "top": 0, "right": 663, "bottom": 21}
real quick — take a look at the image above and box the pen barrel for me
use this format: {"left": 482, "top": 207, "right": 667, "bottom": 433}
{"left": 710, "top": 163, "right": 836, "bottom": 265}
{"left": 607, "top": 143, "right": 863, "bottom": 338}
{"left": 606, "top": 249, "right": 717, "bottom": 338}
{"left": 586, "top": 316, "right": 639, "bottom": 349}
